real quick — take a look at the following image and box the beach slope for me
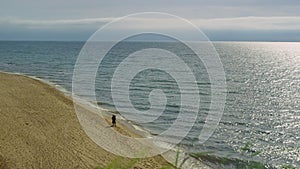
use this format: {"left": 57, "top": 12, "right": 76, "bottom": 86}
{"left": 0, "top": 72, "right": 173, "bottom": 169}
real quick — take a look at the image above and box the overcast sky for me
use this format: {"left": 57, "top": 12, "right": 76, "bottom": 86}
{"left": 1, "top": 0, "right": 300, "bottom": 41}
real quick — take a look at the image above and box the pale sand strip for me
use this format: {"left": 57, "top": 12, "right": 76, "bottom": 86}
{"left": 0, "top": 72, "right": 174, "bottom": 169}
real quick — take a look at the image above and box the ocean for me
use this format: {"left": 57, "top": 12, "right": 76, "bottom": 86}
{"left": 0, "top": 41, "right": 299, "bottom": 168}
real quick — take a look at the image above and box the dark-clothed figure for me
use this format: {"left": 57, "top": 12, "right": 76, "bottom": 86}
{"left": 112, "top": 115, "right": 116, "bottom": 127}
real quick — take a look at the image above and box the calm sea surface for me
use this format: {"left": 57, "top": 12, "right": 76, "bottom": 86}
{"left": 0, "top": 41, "right": 299, "bottom": 168}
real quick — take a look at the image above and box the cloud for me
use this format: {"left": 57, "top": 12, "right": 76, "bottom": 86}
{"left": 2, "top": 0, "right": 300, "bottom": 20}
{"left": 0, "top": 17, "right": 113, "bottom": 29}
{"left": 1, "top": 16, "right": 300, "bottom": 31}
{"left": 1, "top": 16, "right": 300, "bottom": 41}
{"left": 194, "top": 16, "right": 300, "bottom": 30}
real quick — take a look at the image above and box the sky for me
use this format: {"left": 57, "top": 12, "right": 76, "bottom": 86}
{"left": 0, "top": 0, "right": 300, "bottom": 41}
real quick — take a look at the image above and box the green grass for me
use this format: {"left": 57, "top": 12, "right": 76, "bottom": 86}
{"left": 159, "top": 164, "right": 174, "bottom": 169}
{"left": 93, "top": 156, "right": 175, "bottom": 169}
{"left": 189, "top": 151, "right": 214, "bottom": 158}
{"left": 92, "top": 156, "right": 140, "bottom": 169}
{"left": 94, "top": 142, "right": 271, "bottom": 169}
{"left": 175, "top": 147, "right": 180, "bottom": 168}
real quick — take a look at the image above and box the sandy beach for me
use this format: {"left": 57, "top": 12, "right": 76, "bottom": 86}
{"left": 0, "top": 72, "right": 174, "bottom": 169}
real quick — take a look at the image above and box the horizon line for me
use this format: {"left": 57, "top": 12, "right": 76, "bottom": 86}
{"left": 0, "top": 39, "right": 300, "bottom": 43}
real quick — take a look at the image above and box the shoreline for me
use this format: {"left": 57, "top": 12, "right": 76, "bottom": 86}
{"left": 0, "top": 70, "right": 212, "bottom": 169}
{"left": 0, "top": 71, "right": 176, "bottom": 169}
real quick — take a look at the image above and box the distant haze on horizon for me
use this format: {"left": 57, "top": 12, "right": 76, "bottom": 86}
{"left": 1, "top": 0, "right": 300, "bottom": 42}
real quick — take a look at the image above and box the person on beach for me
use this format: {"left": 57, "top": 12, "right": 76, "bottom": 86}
{"left": 112, "top": 115, "right": 116, "bottom": 127}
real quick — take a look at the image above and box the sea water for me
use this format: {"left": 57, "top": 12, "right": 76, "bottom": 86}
{"left": 0, "top": 41, "right": 299, "bottom": 168}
